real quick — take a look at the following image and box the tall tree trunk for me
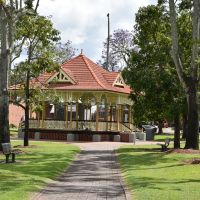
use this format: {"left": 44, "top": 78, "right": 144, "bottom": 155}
{"left": 174, "top": 113, "right": 180, "bottom": 149}
{"left": 0, "top": 6, "right": 10, "bottom": 149}
{"left": 182, "top": 113, "right": 188, "bottom": 139}
{"left": 169, "top": 0, "right": 199, "bottom": 149}
{"left": 24, "top": 70, "right": 30, "bottom": 146}
{"left": 185, "top": 78, "right": 199, "bottom": 149}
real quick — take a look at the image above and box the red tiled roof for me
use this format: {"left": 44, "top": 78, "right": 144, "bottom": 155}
{"left": 10, "top": 54, "right": 132, "bottom": 94}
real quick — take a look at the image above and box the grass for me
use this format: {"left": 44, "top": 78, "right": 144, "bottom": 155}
{"left": 118, "top": 145, "right": 200, "bottom": 200}
{"left": 154, "top": 134, "right": 174, "bottom": 142}
{"left": 154, "top": 133, "right": 200, "bottom": 143}
{"left": 0, "top": 140, "right": 80, "bottom": 200}
{"left": 10, "top": 128, "right": 18, "bottom": 137}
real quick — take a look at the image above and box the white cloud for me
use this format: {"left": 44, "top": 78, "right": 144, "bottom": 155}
{"left": 38, "top": 0, "right": 157, "bottom": 61}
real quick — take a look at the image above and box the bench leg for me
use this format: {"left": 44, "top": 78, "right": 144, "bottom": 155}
{"left": 161, "top": 145, "right": 167, "bottom": 152}
{"left": 161, "top": 145, "right": 166, "bottom": 152}
{"left": 161, "top": 146, "right": 164, "bottom": 152}
{"left": 5, "top": 155, "right": 9, "bottom": 163}
{"left": 12, "top": 153, "right": 15, "bottom": 162}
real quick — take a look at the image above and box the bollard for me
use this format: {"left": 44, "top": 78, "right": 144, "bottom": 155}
{"left": 67, "top": 133, "right": 75, "bottom": 142}
{"left": 18, "top": 128, "right": 24, "bottom": 139}
{"left": 129, "top": 132, "right": 136, "bottom": 144}
{"left": 114, "top": 135, "right": 121, "bottom": 142}
{"left": 139, "top": 132, "right": 146, "bottom": 141}
{"left": 34, "top": 132, "right": 40, "bottom": 140}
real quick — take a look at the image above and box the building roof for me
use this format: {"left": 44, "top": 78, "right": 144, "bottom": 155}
{"left": 11, "top": 54, "right": 132, "bottom": 94}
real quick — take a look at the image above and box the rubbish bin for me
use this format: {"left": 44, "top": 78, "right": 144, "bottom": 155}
{"left": 145, "top": 127, "right": 155, "bottom": 140}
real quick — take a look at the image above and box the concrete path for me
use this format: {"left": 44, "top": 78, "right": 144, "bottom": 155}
{"left": 32, "top": 142, "right": 132, "bottom": 200}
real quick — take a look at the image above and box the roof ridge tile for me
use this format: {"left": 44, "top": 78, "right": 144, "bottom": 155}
{"left": 82, "top": 55, "right": 106, "bottom": 89}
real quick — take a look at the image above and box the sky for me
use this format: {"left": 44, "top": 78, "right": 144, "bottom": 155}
{"left": 38, "top": 0, "right": 157, "bottom": 62}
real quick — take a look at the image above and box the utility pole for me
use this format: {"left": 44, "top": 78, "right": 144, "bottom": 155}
{"left": 106, "top": 13, "right": 110, "bottom": 70}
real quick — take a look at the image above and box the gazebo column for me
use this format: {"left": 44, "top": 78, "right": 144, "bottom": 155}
{"left": 109, "top": 105, "right": 112, "bottom": 130}
{"left": 76, "top": 98, "right": 79, "bottom": 129}
{"left": 117, "top": 104, "right": 120, "bottom": 131}
{"left": 70, "top": 102, "right": 73, "bottom": 129}
{"left": 90, "top": 105, "right": 92, "bottom": 120}
{"left": 37, "top": 111, "right": 40, "bottom": 128}
{"left": 119, "top": 105, "right": 122, "bottom": 131}
{"left": 29, "top": 106, "right": 33, "bottom": 119}
{"left": 128, "top": 105, "right": 132, "bottom": 129}
{"left": 85, "top": 104, "right": 88, "bottom": 121}
{"left": 41, "top": 101, "right": 46, "bottom": 128}
{"left": 96, "top": 101, "right": 99, "bottom": 131}
{"left": 65, "top": 102, "right": 68, "bottom": 129}
{"left": 105, "top": 99, "right": 108, "bottom": 131}
{"left": 119, "top": 105, "right": 121, "bottom": 130}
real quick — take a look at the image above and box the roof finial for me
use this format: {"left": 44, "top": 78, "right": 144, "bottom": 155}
{"left": 80, "top": 49, "right": 83, "bottom": 55}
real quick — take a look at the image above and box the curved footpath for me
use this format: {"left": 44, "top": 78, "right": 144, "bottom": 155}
{"left": 32, "top": 142, "right": 152, "bottom": 200}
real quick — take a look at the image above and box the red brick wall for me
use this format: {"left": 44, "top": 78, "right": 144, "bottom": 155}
{"left": 40, "top": 133, "right": 67, "bottom": 140}
{"left": 120, "top": 133, "right": 129, "bottom": 142}
{"left": 28, "top": 130, "right": 131, "bottom": 142}
{"left": 28, "top": 132, "right": 35, "bottom": 139}
{"left": 9, "top": 104, "right": 24, "bottom": 127}
{"left": 78, "top": 133, "right": 92, "bottom": 141}
{"left": 101, "top": 134, "right": 110, "bottom": 141}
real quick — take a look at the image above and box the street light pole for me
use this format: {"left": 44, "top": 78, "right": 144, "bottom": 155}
{"left": 106, "top": 13, "right": 110, "bottom": 70}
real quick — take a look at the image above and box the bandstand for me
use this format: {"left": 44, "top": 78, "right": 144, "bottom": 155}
{"left": 12, "top": 53, "right": 135, "bottom": 142}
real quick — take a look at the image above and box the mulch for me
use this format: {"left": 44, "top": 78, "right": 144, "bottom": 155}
{"left": 167, "top": 149, "right": 200, "bottom": 154}
{"left": 183, "top": 158, "right": 200, "bottom": 165}
{"left": 166, "top": 149, "right": 200, "bottom": 165}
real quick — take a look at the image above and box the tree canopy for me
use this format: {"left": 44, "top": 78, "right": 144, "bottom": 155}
{"left": 98, "top": 29, "right": 133, "bottom": 71}
{"left": 123, "top": 3, "right": 190, "bottom": 147}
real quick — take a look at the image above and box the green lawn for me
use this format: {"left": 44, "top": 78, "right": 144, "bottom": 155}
{"left": 0, "top": 141, "right": 80, "bottom": 200}
{"left": 154, "top": 134, "right": 174, "bottom": 141}
{"left": 10, "top": 128, "right": 18, "bottom": 137}
{"left": 118, "top": 145, "right": 200, "bottom": 200}
{"left": 154, "top": 134, "right": 200, "bottom": 143}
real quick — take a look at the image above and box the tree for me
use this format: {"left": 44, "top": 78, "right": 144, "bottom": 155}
{"left": 10, "top": 40, "right": 76, "bottom": 86}
{"left": 99, "top": 29, "right": 133, "bottom": 71}
{"left": 123, "top": 4, "right": 187, "bottom": 148}
{"left": 12, "top": 13, "right": 60, "bottom": 146}
{"left": 169, "top": 0, "right": 199, "bottom": 149}
{"left": 53, "top": 41, "right": 77, "bottom": 64}
{"left": 0, "top": 0, "right": 40, "bottom": 147}
{"left": 0, "top": 2, "right": 10, "bottom": 145}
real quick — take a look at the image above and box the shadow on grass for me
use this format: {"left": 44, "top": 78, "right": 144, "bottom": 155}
{"left": 0, "top": 147, "right": 79, "bottom": 195}
{"left": 118, "top": 147, "right": 185, "bottom": 171}
{"left": 27, "top": 149, "right": 126, "bottom": 199}
{"left": 125, "top": 176, "right": 200, "bottom": 191}
{"left": 118, "top": 146, "right": 200, "bottom": 195}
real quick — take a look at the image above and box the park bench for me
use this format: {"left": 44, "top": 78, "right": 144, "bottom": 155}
{"left": 1, "top": 143, "right": 16, "bottom": 163}
{"left": 157, "top": 138, "right": 170, "bottom": 152}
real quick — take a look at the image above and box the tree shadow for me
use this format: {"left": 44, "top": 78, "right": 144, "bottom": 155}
{"left": 125, "top": 176, "right": 200, "bottom": 191}
{"left": 0, "top": 147, "right": 79, "bottom": 194}
{"left": 118, "top": 146, "right": 200, "bottom": 196}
